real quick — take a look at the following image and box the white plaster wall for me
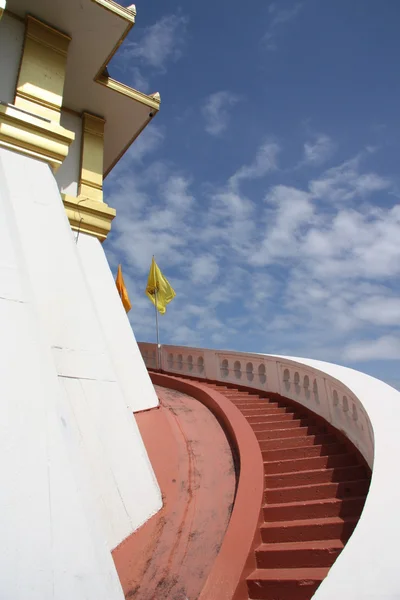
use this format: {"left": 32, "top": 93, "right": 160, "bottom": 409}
{"left": 0, "top": 149, "right": 125, "bottom": 600}
{"left": 77, "top": 233, "right": 159, "bottom": 412}
{"left": 0, "top": 148, "right": 161, "bottom": 551}
{"left": 274, "top": 356, "right": 400, "bottom": 600}
{"left": 55, "top": 110, "right": 81, "bottom": 197}
{"left": 0, "top": 13, "right": 24, "bottom": 104}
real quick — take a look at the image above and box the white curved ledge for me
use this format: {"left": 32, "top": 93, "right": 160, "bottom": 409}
{"left": 139, "top": 342, "right": 400, "bottom": 600}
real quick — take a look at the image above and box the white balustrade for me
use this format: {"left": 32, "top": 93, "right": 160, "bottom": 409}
{"left": 138, "top": 341, "right": 400, "bottom": 599}
{"left": 138, "top": 343, "right": 375, "bottom": 464}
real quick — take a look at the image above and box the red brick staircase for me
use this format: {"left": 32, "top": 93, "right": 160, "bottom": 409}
{"left": 202, "top": 382, "right": 371, "bottom": 600}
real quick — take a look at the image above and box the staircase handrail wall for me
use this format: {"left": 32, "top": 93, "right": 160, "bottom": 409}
{"left": 139, "top": 341, "right": 400, "bottom": 600}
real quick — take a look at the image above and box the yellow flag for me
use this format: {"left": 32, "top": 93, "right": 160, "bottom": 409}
{"left": 116, "top": 264, "right": 132, "bottom": 313}
{"left": 146, "top": 257, "right": 176, "bottom": 314}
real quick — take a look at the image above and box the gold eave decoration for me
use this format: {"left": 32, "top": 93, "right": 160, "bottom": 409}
{"left": 93, "top": 0, "right": 137, "bottom": 22}
{"left": 5, "top": 0, "right": 161, "bottom": 176}
{"left": 90, "top": 0, "right": 161, "bottom": 176}
{"left": 62, "top": 194, "right": 116, "bottom": 242}
{"left": 91, "top": 0, "right": 159, "bottom": 114}
{"left": 0, "top": 104, "right": 74, "bottom": 171}
{"left": 96, "top": 75, "right": 160, "bottom": 110}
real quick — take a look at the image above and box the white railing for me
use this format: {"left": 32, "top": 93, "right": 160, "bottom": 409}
{"left": 139, "top": 343, "right": 374, "bottom": 466}
{"left": 139, "top": 342, "right": 400, "bottom": 600}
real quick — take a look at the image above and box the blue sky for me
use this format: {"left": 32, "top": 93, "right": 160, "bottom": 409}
{"left": 104, "top": 0, "right": 400, "bottom": 388}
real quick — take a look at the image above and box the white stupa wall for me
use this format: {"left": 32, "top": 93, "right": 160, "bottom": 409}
{"left": 50, "top": 92, "right": 159, "bottom": 414}
{"left": 0, "top": 13, "right": 24, "bottom": 104}
{"left": 76, "top": 232, "right": 159, "bottom": 412}
{"left": 0, "top": 148, "right": 125, "bottom": 600}
{"left": 54, "top": 109, "right": 82, "bottom": 197}
{"left": 0, "top": 147, "right": 162, "bottom": 552}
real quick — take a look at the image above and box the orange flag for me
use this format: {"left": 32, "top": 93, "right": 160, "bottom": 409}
{"left": 116, "top": 264, "right": 132, "bottom": 313}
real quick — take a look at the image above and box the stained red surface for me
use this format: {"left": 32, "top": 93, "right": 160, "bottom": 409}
{"left": 149, "top": 374, "right": 265, "bottom": 600}
{"left": 146, "top": 374, "right": 371, "bottom": 600}
{"left": 202, "top": 382, "right": 371, "bottom": 600}
{"left": 115, "top": 371, "right": 370, "bottom": 600}
{"left": 112, "top": 386, "right": 236, "bottom": 600}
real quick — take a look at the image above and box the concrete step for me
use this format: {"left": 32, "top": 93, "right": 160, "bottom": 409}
{"left": 263, "top": 495, "right": 367, "bottom": 521}
{"left": 230, "top": 396, "right": 267, "bottom": 403}
{"left": 223, "top": 391, "right": 257, "bottom": 398}
{"left": 265, "top": 465, "right": 367, "bottom": 488}
{"left": 252, "top": 418, "right": 315, "bottom": 431}
{"left": 264, "top": 453, "right": 358, "bottom": 474}
{"left": 257, "top": 425, "right": 326, "bottom": 441}
{"left": 261, "top": 516, "right": 358, "bottom": 543}
{"left": 206, "top": 385, "right": 230, "bottom": 390}
{"left": 259, "top": 433, "right": 337, "bottom": 451}
{"left": 240, "top": 406, "right": 293, "bottom": 416}
{"left": 262, "top": 442, "right": 347, "bottom": 461}
{"left": 172, "top": 379, "right": 371, "bottom": 600}
{"left": 247, "top": 567, "right": 328, "bottom": 600}
{"left": 199, "top": 380, "right": 370, "bottom": 600}
{"left": 235, "top": 402, "right": 283, "bottom": 412}
{"left": 255, "top": 539, "right": 344, "bottom": 569}
{"left": 265, "top": 479, "right": 370, "bottom": 503}
{"left": 245, "top": 411, "right": 304, "bottom": 424}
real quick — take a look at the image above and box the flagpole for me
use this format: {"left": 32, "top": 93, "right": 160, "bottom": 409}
{"left": 154, "top": 286, "right": 161, "bottom": 371}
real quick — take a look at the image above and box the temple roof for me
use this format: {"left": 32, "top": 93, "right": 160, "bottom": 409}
{"left": 8, "top": 0, "right": 160, "bottom": 176}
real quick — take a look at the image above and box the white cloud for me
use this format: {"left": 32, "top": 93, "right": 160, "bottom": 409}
{"left": 201, "top": 91, "right": 240, "bottom": 136}
{"left": 205, "top": 189, "right": 257, "bottom": 260}
{"left": 264, "top": 2, "right": 304, "bottom": 50}
{"left": 123, "top": 14, "right": 188, "bottom": 70}
{"left": 304, "top": 205, "right": 400, "bottom": 280}
{"left": 353, "top": 173, "right": 391, "bottom": 194}
{"left": 354, "top": 296, "right": 400, "bottom": 326}
{"left": 212, "top": 190, "right": 254, "bottom": 220}
{"left": 250, "top": 185, "right": 314, "bottom": 265}
{"left": 199, "top": 140, "right": 281, "bottom": 261}
{"left": 344, "top": 335, "right": 400, "bottom": 361}
{"left": 204, "top": 265, "right": 253, "bottom": 308}
{"left": 122, "top": 124, "right": 164, "bottom": 163}
{"left": 262, "top": 199, "right": 400, "bottom": 345}
{"left": 309, "top": 156, "right": 390, "bottom": 203}
{"left": 106, "top": 169, "right": 194, "bottom": 273}
{"left": 229, "top": 140, "right": 280, "bottom": 189}
{"left": 129, "top": 66, "right": 150, "bottom": 92}
{"left": 163, "top": 175, "right": 194, "bottom": 210}
{"left": 303, "top": 134, "right": 335, "bottom": 166}
{"left": 170, "top": 325, "right": 199, "bottom": 345}
{"left": 214, "top": 147, "right": 399, "bottom": 348}
{"left": 104, "top": 134, "right": 399, "bottom": 369}
{"left": 191, "top": 255, "right": 220, "bottom": 284}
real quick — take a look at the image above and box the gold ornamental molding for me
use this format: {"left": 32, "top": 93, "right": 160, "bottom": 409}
{"left": 15, "top": 16, "right": 71, "bottom": 124}
{"left": 79, "top": 113, "right": 105, "bottom": 203}
{"left": 0, "top": 14, "right": 75, "bottom": 169}
{"left": 1, "top": 4, "right": 160, "bottom": 240}
{"left": 92, "top": 0, "right": 136, "bottom": 22}
{"left": 62, "top": 194, "right": 116, "bottom": 242}
{"left": 0, "top": 104, "right": 74, "bottom": 171}
{"left": 62, "top": 111, "right": 115, "bottom": 241}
